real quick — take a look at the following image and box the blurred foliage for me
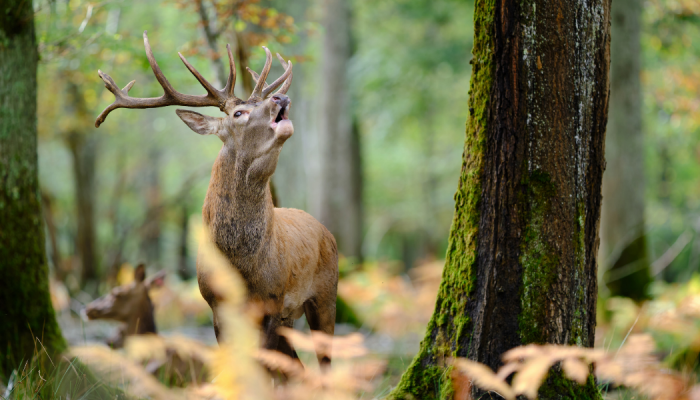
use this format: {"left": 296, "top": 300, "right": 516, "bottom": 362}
{"left": 353, "top": 0, "right": 474, "bottom": 263}
{"left": 643, "top": 0, "right": 700, "bottom": 282}
{"left": 600, "top": 274, "right": 700, "bottom": 377}
{"left": 31, "top": 0, "right": 700, "bottom": 372}
{"left": 34, "top": 0, "right": 476, "bottom": 297}
{"left": 34, "top": 0, "right": 297, "bottom": 292}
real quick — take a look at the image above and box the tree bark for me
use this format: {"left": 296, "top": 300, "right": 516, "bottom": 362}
{"left": 599, "top": 0, "right": 650, "bottom": 300}
{"left": 390, "top": 0, "right": 611, "bottom": 398}
{"left": 0, "top": 0, "right": 67, "bottom": 378}
{"left": 317, "top": 0, "right": 363, "bottom": 261}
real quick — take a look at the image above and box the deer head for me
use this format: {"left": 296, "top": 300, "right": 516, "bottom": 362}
{"left": 95, "top": 31, "right": 294, "bottom": 181}
{"left": 84, "top": 264, "right": 165, "bottom": 329}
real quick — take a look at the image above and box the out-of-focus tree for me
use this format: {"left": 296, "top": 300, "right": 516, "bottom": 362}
{"left": 600, "top": 0, "right": 651, "bottom": 300}
{"left": 36, "top": 0, "right": 142, "bottom": 291}
{"left": 353, "top": 0, "right": 474, "bottom": 268}
{"left": 642, "top": 0, "right": 700, "bottom": 281}
{"left": 314, "top": 0, "right": 363, "bottom": 262}
{"left": 0, "top": 0, "right": 67, "bottom": 378}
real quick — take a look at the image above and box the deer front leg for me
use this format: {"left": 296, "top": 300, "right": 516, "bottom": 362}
{"left": 261, "top": 314, "right": 283, "bottom": 350}
{"left": 275, "top": 317, "right": 300, "bottom": 362}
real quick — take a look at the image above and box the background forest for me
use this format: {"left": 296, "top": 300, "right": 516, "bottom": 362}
{"left": 5, "top": 0, "right": 700, "bottom": 397}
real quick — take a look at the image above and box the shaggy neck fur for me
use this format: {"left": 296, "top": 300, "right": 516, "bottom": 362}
{"left": 204, "top": 146, "right": 276, "bottom": 274}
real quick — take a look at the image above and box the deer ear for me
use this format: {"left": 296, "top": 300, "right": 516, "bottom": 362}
{"left": 145, "top": 270, "right": 166, "bottom": 289}
{"left": 134, "top": 263, "right": 146, "bottom": 283}
{"left": 176, "top": 109, "right": 221, "bottom": 136}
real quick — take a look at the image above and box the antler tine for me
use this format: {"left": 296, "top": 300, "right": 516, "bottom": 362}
{"left": 249, "top": 46, "right": 273, "bottom": 99}
{"left": 94, "top": 32, "right": 242, "bottom": 127}
{"left": 246, "top": 66, "right": 263, "bottom": 86}
{"left": 178, "top": 52, "right": 224, "bottom": 102}
{"left": 262, "top": 54, "right": 292, "bottom": 97}
{"left": 94, "top": 71, "right": 137, "bottom": 127}
{"left": 222, "top": 44, "right": 237, "bottom": 98}
{"left": 274, "top": 53, "right": 293, "bottom": 95}
{"left": 143, "top": 31, "right": 180, "bottom": 99}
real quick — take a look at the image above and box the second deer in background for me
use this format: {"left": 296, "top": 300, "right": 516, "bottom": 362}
{"left": 94, "top": 31, "right": 339, "bottom": 370}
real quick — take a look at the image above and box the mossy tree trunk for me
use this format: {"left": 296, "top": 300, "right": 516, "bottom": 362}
{"left": 390, "top": 0, "right": 611, "bottom": 398}
{"left": 0, "top": 0, "right": 67, "bottom": 379}
{"left": 600, "top": 0, "right": 650, "bottom": 301}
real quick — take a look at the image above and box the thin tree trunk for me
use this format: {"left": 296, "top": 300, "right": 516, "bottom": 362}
{"left": 600, "top": 0, "right": 650, "bottom": 300}
{"left": 0, "top": 0, "right": 67, "bottom": 377}
{"left": 390, "top": 0, "right": 611, "bottom": 398}
{"left": 178, "top": 202, "right": 193, "bottom": 280}
{"left": 318, "top": 0, "right": 363, "bottom": 261}
{"left": 141, "top": 148, "right": 162, "bottom": 265}
{"left": 66, "top": 130, "right": 99, "bottom": 290}
{"left": 235, "top": 30, "right": 254, "bottom": 97}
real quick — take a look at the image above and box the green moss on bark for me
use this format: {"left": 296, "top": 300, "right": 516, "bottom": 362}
{"left": 538, "top": 368, "right": 601, "bottom": 400}
{"left": 389, "top": 0, "right": 495, "bottom": 398}
{"left": 519, "top": 170, "right": 559, "bottom": 344}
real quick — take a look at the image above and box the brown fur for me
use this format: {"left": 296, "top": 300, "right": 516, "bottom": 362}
{"left": 178, "top": 93, "right": 339, "bottom": 369}
{"left": 84, "top": 264, "right": 163, "bottom": 348}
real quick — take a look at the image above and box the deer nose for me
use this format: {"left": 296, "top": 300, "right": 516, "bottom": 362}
{"left": 271, "top": 94, "right": 290, "bottom": 108}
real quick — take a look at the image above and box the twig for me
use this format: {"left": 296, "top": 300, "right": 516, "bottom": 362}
{"left": 652, "top": 230, "right": 693, "bottom": 276}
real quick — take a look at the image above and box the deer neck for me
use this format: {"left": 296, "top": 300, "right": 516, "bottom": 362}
{"left": 125, "top": 297, "right": 157, "bottom": 336}
{"left": 205, "top": 147, "right": 275, "bottom": 263}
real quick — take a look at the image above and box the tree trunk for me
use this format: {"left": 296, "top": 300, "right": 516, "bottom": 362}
{"left": 235, "top": 31, "right": 254, "bottom": 97}
{"left": 0, "top": 0, "right": 67, "bottom": 378}
{"left": 390, "top": 0, "right": 611, "bottom": 398}
{"left": 178, "top": 202, "right": 194, "bottom": 280}
{"left": 599, "top": 0, "right": 650, "bottom": 300}
{"left": 317, "top": 0, "right": 363, "bottom": 261}
{"left": 141, "top": 148, "right": 162, "bottom": 265}
{"left": 66, "top": 130, "right": 99, "bottom": 291}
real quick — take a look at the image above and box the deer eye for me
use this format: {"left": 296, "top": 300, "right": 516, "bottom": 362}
{"left": 234, "top": 111, "right": 243, "bottom": 118}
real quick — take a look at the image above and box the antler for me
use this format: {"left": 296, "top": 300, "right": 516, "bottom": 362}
{"left": 246, "top": 50, "right": 293, "bottom": 99}
{"left": 95, "top": 31, "right": 240, "bottom": 127}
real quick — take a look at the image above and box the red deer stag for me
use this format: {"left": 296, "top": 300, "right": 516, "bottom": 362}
{"left": 94, "top": 32, "right": 338, "bottom": 369}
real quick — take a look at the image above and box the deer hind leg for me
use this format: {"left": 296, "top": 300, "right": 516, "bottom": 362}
{"left": 261, "top": 314, "right": 283, "bottom": 350}
{"left": 303, "top": 297, "right": 336, "bottom": 370}
{"left": 261, "top": 314, "right": 297, "bottom": 383}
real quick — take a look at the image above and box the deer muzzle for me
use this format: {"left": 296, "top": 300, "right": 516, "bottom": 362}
{"left": 270, "top": 94, "right": 293, "bottom": 140}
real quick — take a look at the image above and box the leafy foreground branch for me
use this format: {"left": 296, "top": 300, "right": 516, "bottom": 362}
{"left": 453, "top": 334, "right": 699, "bottom": 400}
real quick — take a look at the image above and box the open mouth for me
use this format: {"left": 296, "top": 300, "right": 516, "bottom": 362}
{"left": 275, "top": 106, "right": 288, "bottom": 123}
